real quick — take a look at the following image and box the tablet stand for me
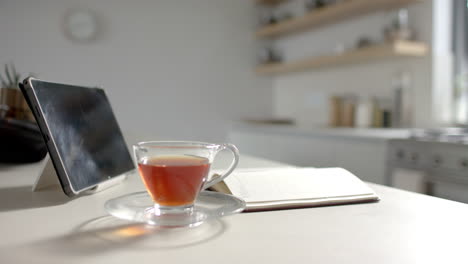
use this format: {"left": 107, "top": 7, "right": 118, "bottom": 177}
{"left": 32, "top": 155, "right": 59, "bottom": 192}
{"left": 32, "top": 155, "right": 128, "bottom": 194}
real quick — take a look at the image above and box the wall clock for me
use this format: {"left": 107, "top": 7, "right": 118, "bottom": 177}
{"left": 63, "top": 9, "right": 99, "bottom": 43}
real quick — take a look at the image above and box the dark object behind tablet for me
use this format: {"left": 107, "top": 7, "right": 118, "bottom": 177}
{"left": 20, "top": 78, "right": 135, "bottom": 196}
{"left": 0, "top": 118, "right": 47, "bottom": 163}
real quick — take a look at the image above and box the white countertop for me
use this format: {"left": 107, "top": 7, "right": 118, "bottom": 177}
{"left": 1, "top": 155, "right": 467, "bottom": 264}
{"left": 232, "top": 122, "right": 412, "bottom": 141}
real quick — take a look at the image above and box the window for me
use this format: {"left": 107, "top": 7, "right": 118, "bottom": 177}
{"left": 453, "top": 0, "right": 468, "bottom": 124}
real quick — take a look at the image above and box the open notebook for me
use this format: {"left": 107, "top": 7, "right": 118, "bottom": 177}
{"left": 209, "top": 167, "right": 379, "bottom": 212}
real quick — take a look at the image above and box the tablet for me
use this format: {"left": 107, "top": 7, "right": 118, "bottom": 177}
{"left": 20, "top": 77, "right": 135, "bottom": 197}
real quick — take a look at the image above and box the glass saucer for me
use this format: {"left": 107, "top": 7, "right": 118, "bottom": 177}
{"left": 104, "top": 191, "right": 246, "bottom": 227}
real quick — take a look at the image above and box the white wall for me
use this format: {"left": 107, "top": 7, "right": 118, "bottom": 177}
{"left": 271, "top": 0, "right": 435, "bottom": 128}
{"left": 0, "top": 0, "right": 272, "bottom": 144}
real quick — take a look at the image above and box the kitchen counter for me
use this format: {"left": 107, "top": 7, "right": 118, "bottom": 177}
{"left": 232, "top": 122, "right": 411, "bottom": 142}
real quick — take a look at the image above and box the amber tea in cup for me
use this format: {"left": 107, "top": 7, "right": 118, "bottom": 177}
{"left": 138, "top": 155, "right": 210, "bottom": 206}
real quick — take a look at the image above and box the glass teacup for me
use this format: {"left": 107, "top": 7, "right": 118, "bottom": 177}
{"left": 133, "top": 141, "right": 239, "bottom": 218}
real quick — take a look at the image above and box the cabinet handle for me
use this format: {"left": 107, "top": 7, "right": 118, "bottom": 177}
{"left": 433, "top": 156, "right": 442, "bottom": 167}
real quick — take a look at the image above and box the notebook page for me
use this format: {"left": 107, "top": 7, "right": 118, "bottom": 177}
{"left": 224, "top": 167, "right": 375, "bottom": 203}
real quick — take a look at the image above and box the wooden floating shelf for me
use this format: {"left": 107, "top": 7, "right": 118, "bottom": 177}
{"left": 256, "top": 0, "right": 288, "bottom": 5}
{"left": 257, "top": 0, "right": 423, "bottom": 38}
{"left": 255, "top": 41, "right": 428, "bottom": 75}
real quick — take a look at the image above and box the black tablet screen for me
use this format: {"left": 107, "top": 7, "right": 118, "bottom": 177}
{"left": 31, "top": 80, "right": 134, "bottom": 192}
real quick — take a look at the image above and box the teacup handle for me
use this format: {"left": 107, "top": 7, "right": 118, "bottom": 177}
{"left": 203, "top": 143, "right": 240, "bottom": 190}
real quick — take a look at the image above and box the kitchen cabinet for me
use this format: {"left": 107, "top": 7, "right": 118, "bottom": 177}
{"left": 229, "top": 124, "right": 410, "bottom": 184}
